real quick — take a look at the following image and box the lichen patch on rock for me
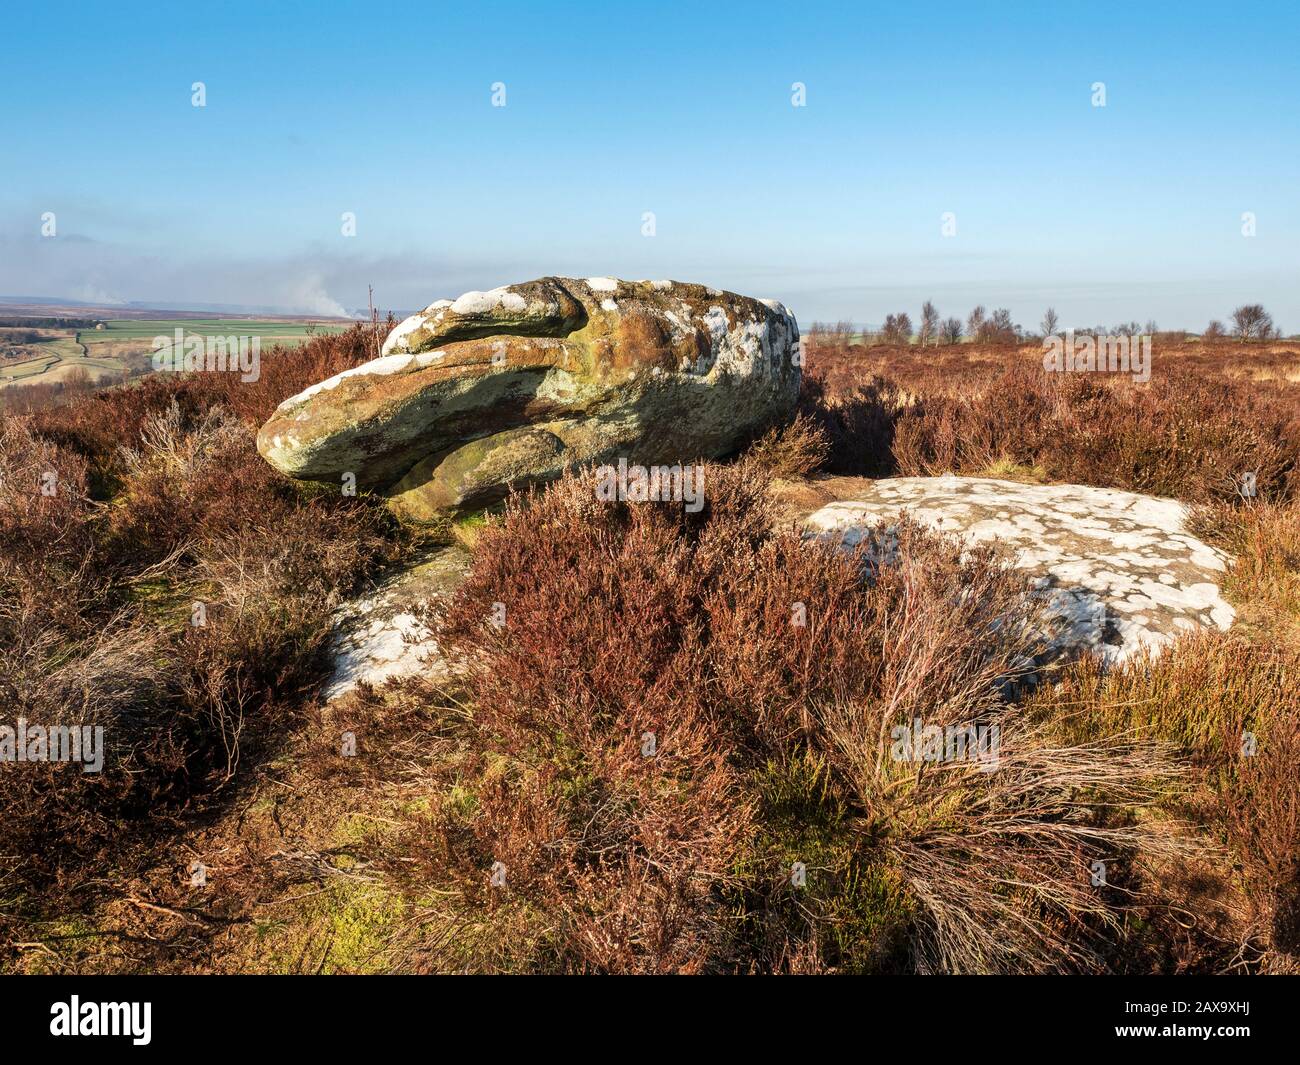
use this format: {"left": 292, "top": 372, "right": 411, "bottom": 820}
{"left": 803, "top": 476, "right": 1235, "bottom": 663}
{"left": 324, "top": 546, "right": 471, "bottom": 700}
{"left": 256, "top": 276, "right": 801, "bottom": 515}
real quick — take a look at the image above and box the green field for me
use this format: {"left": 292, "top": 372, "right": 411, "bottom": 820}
{"left": 0, "top": 338, "right": 126, "bottom": 386}
{"left": 79, "top": 318, "right": 349, "bottom": 347}
{"left": 1, "top": 317, "right": 351, "bottom": 389}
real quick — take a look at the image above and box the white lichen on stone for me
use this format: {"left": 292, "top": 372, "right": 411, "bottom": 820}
{"left": 804, "top": 477, "right": 1235, "bottom": 664}
{"left": 324, "top": 547, "right": 471, "bottom": 700}
{"left": 703, "top": 306, "right": 730, "bottom": 340}
{"left": 260, "top": 275, "right": 803, "bottom": 497}
{"left": 451, "top": 287, "right": 526, "bottom": 315}
{"left": 380, "top": 313, "right": 427, "bottom": 355}
{"left": 278, "top": 352, "right": 423, "bottom": 409}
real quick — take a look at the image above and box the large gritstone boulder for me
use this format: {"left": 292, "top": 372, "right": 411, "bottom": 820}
{"left": 256, "top": 277, "right": 800, "bottom": 516}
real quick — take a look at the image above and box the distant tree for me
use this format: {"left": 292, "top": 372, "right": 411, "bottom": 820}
{"left": 881, "top": 312, "right": 913, "bottom": 343}
{"left": 940, "top": 317, "right": 963, "bottom": 345}
{"left": 1232, "top": 304, "right": 1274, "bottom": 340}
{"left": 966, "top": 305, "right": 986, "bottom": 338}
{"left": 1203, "top": 320, "right": 1227, "bottom": 342}
{"left": 918, "top": 301, "right": 940, "bottom": 345}
{"left": 1143, "top": 319, "right": 1158, "bottom": 336}
{"left": 62, "top": 367, "right": 94, "bottom": 393}
{"left": 982, "top": 308, "right": 1019, "bottom": 344}
{"left": 1040, "top": 307, "right": 1059, "bottom": 337}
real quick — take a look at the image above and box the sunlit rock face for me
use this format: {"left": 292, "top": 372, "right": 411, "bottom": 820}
{"left": 256, "top": 277, "right": 800, "bottom": 516}
{"left": 804, "top": 476, "right": 1235, "bottom": 664}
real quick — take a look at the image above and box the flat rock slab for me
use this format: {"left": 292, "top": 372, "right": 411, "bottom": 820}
{"left": 324, "top": 545, "right": 472, "bottom": 700}
{"left": 802, "top": 476, "right": 1235, "bottom": 664}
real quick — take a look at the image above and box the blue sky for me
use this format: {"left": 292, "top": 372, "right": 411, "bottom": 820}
{"left": 3, "top": 0, "right": 1297, "bottom": 329}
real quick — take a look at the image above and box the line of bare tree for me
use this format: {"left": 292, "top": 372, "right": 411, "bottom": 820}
{"left": 874, "top": 303, "right": 1023, "bottom": 345}
{"left": 807, "top": 302, "right": 1283, "bottom": 345}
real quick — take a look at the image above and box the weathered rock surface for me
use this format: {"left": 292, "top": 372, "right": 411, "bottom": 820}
{"left": 801, "top": 476, "right": 1235, "bottom": 664}
{"left": 324, "top": 546, "right": 471, "bottom": 700}
{"left": 257, "top": 277, "right": 800, "bottom": 516}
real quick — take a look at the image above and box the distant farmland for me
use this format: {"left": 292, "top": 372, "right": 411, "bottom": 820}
{"left": 1, "top": 317, "right": 352, "bottom": 390}
{"left": 81, "top": 319, "right": 347, "bottom": 346}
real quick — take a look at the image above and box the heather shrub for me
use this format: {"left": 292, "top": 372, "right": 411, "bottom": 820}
{"left": 1192, "top": 500, "right": 1300, "bottom": 645}
{"left": 0, "top": 330, "right": 406, "bottom": 921}
{"left": 0, "top": 417, "right": 94, "bottom": 567}
{"left": 743, "top": 413, "right": 830, "bottom": 479}
{"left": 801, "top": 338, "right": 1300, "bottom": 505}
{"left": 797, "top": 373, "right": 900, "bottom": 476}
{"left": 1227, "top": 697, "right": 1300, "bottom": 954}
{"left": 398, "top": 464, "right": 1186, "bottom": 973}
{"left": 0, "top": 602, "right": 182, "bottom": 879}
{"left": 104, "top": 403, "right": 256, "bottom": 566}
{"left": 1024, "top": 631, "right": 1293, "bottom": 764}
{"left": 1025, "top": 632, "right": 1300, "bottom": 964}
{"left": 890, "top": 366, "right": 1297, "bottom": 504}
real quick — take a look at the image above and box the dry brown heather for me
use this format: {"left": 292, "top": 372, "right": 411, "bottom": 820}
{"left": 0, "top": 326, "right": 1296, "bottom": 973}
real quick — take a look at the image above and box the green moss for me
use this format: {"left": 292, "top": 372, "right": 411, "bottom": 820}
{"left": 5, "top": 911, "right": 106, "bottom": 975}
{"left": 736, "top": 751, "right": 915, "bottom": 973}
{"left": 318, "top": 884, "right": 403, "bottom": 972}
{"left": 124, "top": 575, "right": 203, "bottom": 631}
{"left": 387, "top": 427, "right": 569, "bottom": 520}
{"left": 256, "top": 880, "right": 404, "bottom": 974}
{"left": 400, "top": 794, "right": 433, "bottom": 818}
{"left": 332, "top": 814, "right": 374, "bottom": 849}
{"left": 444, "top": 784, "right": 479, "bottom": 819}
{"left": 452, "top": 509, "right": 492, "bottom": 539}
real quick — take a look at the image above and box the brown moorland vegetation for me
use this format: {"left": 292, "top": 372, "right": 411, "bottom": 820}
{"left": 389, "top": 465, "right": 1196, "bottom": 974}
{"left": 0, "top": 324, "right": 407, "bottom": 952}
{"left": 0, "top": 326, "right": 1296, "bottom": 974}
{"left": 794, "top": 333, "right": 1300, "bottom": 970}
